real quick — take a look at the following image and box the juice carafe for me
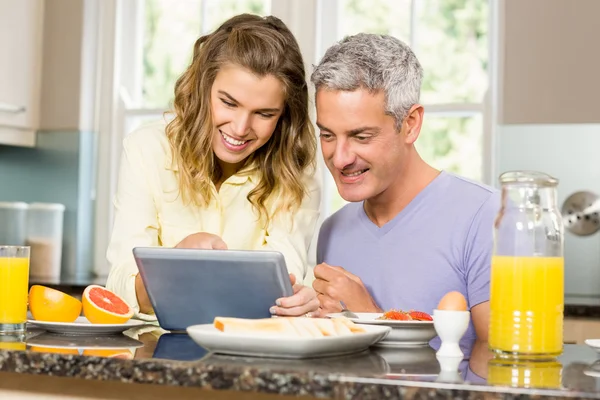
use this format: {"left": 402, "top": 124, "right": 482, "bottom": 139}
{"left": 489, "top": 171, "right": 564, "bottom": 358}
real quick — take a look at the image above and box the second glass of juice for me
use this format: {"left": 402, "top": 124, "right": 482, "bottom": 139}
{"left": 0, "top": 246, "right": 30, "bottom": 334}
{"left": 489, "top": 171, "right": 564, "bottom": 358}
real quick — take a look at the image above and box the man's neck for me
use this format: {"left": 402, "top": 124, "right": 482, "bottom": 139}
{"left": 363, "top": 154, "right": 440, "bottom": 228}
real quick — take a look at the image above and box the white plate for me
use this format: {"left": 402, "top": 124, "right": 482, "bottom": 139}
{"left": 585, "top": 339, "right": 600, "bottom": 352}
{"left": 328, "top": 312, "right": 436, "bottom": 347}
{"left": 186, "top": 324, "right": 391, "bottom": 359}
{"left": 27, "top": 317, "right": 146, "bottom": 336}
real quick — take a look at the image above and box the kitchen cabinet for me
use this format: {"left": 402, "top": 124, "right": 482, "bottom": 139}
{"left": 564, "top": 317, "right": 600, "bottom": 345}
{"left": 0, "top": 0, "right": 44, "bottom": 144}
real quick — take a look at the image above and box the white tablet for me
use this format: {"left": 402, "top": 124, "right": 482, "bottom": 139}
{"left": 133, "top": 247, "right": 294, "bottom": 331}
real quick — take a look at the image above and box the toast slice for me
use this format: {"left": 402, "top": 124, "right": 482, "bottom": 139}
{"left": 213, "top": 316, "right": 366, "bottom": 337}
{"left": 290, "top": 317, "right": 325, "bottom": 338}
{"left": 214, "top": 317, "right": 298, "bottom": 336}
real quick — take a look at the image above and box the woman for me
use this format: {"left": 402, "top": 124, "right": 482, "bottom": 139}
{"left": 106, "top": 14, "right": 321, "bottom": 319}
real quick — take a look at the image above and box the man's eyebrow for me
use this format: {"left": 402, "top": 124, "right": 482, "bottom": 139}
{"left": 316, "top": 122, "right": 332, "bottom": 132}
{"left": 347, "top": 127, "right": 381, "bottom": 136}
{"left": 217, "top": 90, "right": 281, "bottom": 113}
{"left": 316, "top": 123, "right": 381, "bottom": 135}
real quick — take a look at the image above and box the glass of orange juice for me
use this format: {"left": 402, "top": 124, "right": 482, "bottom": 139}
{"left": 0, "top": 246, "right": 30, "bottom": 334}
{"left": 489, "top": 171, "right": 564, "bottom": 359}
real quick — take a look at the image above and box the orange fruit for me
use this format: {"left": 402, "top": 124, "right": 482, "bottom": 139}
{"left": 29, "top": 346, "right": 78, "bottom": 355}
{"left": 82, "top": 285, "right": 133, "bottom": 324}
{"left": 28, "top": 285, "right": 82, "bottom": 323}
{"left": 82, "top": 349, "right": 133, "bottom": 359}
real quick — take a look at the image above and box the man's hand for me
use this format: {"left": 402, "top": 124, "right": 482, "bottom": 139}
{"left": 312, "top": 263, "right": 381, "bottom": 315}
{"left": 175, "top": 232, "right": 228, "bottom": 250}
{"left": 270, "top": 274, "right": 320, "bottom": 317}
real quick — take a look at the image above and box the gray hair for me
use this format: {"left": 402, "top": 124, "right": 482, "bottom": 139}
{"left": 311, "top": 33, "right": 423, "bottom": 130}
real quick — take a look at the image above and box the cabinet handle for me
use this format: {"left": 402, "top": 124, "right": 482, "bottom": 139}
{"left": 0, "top": 103, "right": 26, "bottom": 114}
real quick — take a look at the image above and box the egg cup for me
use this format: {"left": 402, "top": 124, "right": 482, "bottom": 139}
{"left": 433, "top": 309, "right": 470, "bottom": 370}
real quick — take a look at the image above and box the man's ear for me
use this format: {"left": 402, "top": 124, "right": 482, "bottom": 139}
{"left": 402, "top": 104, "right": 424, "bottom": 144}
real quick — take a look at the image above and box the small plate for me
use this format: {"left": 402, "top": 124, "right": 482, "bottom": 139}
{"left": 27, "top": 317, "right": 147, "bottom": 336}
{"left": 585, "top": 339, "right": 600, "bottom": 352}
{"left": 328, "top": 312, "right": 436, "bottom": 347}
{"left": 186, "top": 324, "right": 391, "bottom": 359}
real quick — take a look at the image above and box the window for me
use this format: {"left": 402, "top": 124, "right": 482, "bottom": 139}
{"left": 317, "top": 0, "right": 490, "bottom": 215}
{"left": 132, "top": 0, "right": 271, "bottom": 110}
{"left": 95, "top": 0, "right": 493, "bottom": 274}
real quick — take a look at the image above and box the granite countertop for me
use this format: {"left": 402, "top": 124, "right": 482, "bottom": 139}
{"left": 2, "top": 326, "right": 600, "bottom": 399}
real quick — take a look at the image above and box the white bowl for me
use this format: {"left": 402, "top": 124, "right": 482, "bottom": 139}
{"left": 328, "top": 312, "right": 437, "bottom": 347}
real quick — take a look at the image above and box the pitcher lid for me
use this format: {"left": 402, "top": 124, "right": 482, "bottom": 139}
{"left": 499, "top": 170, "right": 558, "bottom": 187}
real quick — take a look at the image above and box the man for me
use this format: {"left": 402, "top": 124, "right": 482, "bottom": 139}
{"left": 310, "top": 33, "right": 500, "bottom": 347}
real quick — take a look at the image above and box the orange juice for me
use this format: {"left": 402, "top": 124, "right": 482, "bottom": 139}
{"left": 489, "top": 256, "right": 563, "bottom": 357}
{"left": 0, "top": 256, "right": 30, "bottom": 325}
{"left": 488, "top": 358, "right": 562, "bottom": 389}
{"left": 0, "top": 341, "right": 26, "bottom": 351}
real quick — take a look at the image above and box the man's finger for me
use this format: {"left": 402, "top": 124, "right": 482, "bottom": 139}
{"left": 317, "top": 293, "right": 342, "bottom": 313}
{"left": 312, "top": 279, "right": 334, "bottom": 298}
{"left": 314, "top": 263, "right": 345, "bottom": 282}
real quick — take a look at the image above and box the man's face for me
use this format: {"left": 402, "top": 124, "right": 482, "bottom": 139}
{"left": 316, "top": 89, "right": 410, "bottom": 203}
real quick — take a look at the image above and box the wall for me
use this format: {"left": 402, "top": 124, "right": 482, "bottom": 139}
{"left": 0, "top": 0, "right": 99, "bottom": 282}
{"left": 496, "top": 124, "right": 600, "bottom": 296}
{"left": 500, "top": 0, "right": 600, "bottom": 124}
{"left": 0, "top": 131, "right": 95, "bottom": 281}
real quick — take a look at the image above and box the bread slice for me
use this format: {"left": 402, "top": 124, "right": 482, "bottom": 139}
{"left": 214, "top": 317, "right": 298, "bottom": 336}
{"left": 335, "top": 316, "right": 366, "bottom": 333}
{"left": 290, "top": 317, "right": 325, "bottom": 338}
{"left": 213, "top": 316, "right": 366, "bottom": 338}
{"left": 312, "top": 318, "right": 338, "bottom": 336}
{"left": 332, "top": 318, "right": 353, "bottom": 335}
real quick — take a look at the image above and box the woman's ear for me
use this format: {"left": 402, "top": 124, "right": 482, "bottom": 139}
{"left": 402, "top": 104, "right": 424, "bottom": 144}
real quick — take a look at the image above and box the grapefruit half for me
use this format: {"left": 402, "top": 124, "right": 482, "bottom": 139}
{"left": 29, "top": 285, "right": 82, "bottom": 323}
{"left": 82, "top": 285, "right": 133, "bottom": 324}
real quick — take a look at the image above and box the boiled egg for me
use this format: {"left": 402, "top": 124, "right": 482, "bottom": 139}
{"left": 437, "top": 291, "right": 468, "bottom": 311}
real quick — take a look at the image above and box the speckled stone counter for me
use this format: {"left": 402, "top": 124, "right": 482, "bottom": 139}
{"left": 2, "top": 327, "right": 600, "bottom": 399}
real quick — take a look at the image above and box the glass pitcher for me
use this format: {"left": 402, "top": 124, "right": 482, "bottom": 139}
{"left": 489, "top": 171, "right": 564, "bottom": 358}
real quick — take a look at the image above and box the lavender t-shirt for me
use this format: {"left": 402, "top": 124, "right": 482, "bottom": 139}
{"left": 317, "top": 171, "right": 500, "bottom": 353}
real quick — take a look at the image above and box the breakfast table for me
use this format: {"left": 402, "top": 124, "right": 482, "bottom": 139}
{"left": 1, "top": 326, "right": 600, "bottom": 400}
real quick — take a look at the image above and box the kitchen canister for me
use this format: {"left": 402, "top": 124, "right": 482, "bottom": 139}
{"left": 26, "top": 202, "right": 66, "bottom": 280}
{"left": 0, "top": 202, "right": 29, "bottom": 246}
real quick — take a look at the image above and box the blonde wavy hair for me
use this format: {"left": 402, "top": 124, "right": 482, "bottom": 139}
{"left": 165, "top": 14, "right": 316, "bottom": 224}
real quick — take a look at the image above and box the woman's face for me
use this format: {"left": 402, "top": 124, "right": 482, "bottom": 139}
{"left": 210, "top": 64, "right": 285, "bottom": 175}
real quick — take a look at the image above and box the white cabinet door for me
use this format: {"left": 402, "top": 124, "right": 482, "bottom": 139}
{"left": 0, "top": 0, "right": 44, "bottom": 130}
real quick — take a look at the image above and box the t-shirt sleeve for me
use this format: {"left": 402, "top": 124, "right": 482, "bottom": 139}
{"left": 464, "top": 191, "right": 501, "bottom": 308}
{"left": 316, "top": 215, "right": 335, "bottom": 265}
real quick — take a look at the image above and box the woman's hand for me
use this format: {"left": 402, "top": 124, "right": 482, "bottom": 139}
{"left": 270, "top": 274, "right": 320, "bottom": 317}
{"left": 175, "top": 232, "right": 228, "bottom": 250}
